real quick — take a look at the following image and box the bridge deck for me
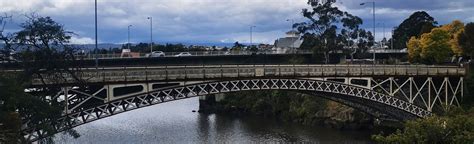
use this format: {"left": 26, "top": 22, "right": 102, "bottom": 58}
{"left": 25, "top": 64, "right": 466, "bottom": 85}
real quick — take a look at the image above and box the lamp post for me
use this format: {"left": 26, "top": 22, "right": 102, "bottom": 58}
{"left": 147, "top": 17, "right": 153, "bottom": 53}
{"left": 392, "top": 27, "right": 397, "bottom": 49}
{"left": 250, "top": 26, "right": 256, "bottom": 49}
{"left": 127, "top": 25, "right": 132, "bottom": 50}
{"left": 286, "top": 19, "right": 294, "bottom": 30}
{"left": 360, "top": 1, "right": 375, "bottom": 64}
{"left": 287, "top": 19, "right": 296, "bottom": 53}
{"left": 94, "top": 0, "right": 98, "bottom": 67}
{"left": 378, "top": 23, "right": 385, "bottom": 48}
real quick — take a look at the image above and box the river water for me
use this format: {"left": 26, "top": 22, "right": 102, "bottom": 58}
{"left": 54, "top": 97, "right": 372, "bottom": 143}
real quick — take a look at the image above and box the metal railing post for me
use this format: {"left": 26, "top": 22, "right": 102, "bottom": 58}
{"left": 102, "top": 66, "right": 105, "bottom": 82}
{"left": 237, "top": 65, "right": 240, "bottom": 78}
{"left": 145, "top": 65, "right": 148, "bottom": 82}
{"left": 124, "top": 65, "right": 127, "bottom": 82}
{"left": 202, "top": 64, "right": 206, "bottom": 79}
{"left": 165, "top": 65, "right": 168, "bottom": 81}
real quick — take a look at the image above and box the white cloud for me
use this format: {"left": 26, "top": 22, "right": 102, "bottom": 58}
{"left": 69, "top": 36, "right": 95, "bottom": 44}
{"left": 1, "top": 0, "right": 473, "bottom": 44}
{"left": 103, "top": 6, "right": 127, "bottom": 16}
{"left": 467, "top": 17, "right": 474, "bottom": 22}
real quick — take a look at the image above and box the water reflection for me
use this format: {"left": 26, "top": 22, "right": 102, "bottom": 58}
{"left": 55, "top": 97, "right": 372, "bottom": 143}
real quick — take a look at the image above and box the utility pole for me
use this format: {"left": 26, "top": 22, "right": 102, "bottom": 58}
{"left": 128, "top": 25, "right": 132, "bottom": 50}
{"left": 94, "top": 0, "right": 98, "bottom": 67}
{"left": 250, "top": 26, "right": 256, "bottom": 49}
{"left": 360, "top": 1, "right": 376, "bottom": 64}
{"left": 147, "top": 17, "right": 153, "bottom": 53}
{"left": 392, "top": 27, "right": 397, "bottom": 49}
{"left": 378, "top": 23, "right": 385, "bottom": 48}
{"left": 287, "top": 19, "right": 296, "bottom": 53}
{"left": 286, "top": 19, "right": 294, "bottom": 30}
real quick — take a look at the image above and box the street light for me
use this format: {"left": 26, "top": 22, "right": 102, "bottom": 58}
{"left": 94, "top": 0, "right": 98, "bottom": 67}
{"left": 127, "top": 25, "right": 132, "bottom": 50}
{"left": 391, "top": 27, "right": 397, "bottom": 49}
{"left": 147, "top": 17, "right": 153, "bottom": 53}
{"left": 287, "top": 19, "right": 296, "bottom": 53}
{"left": 286, "top": 19, "right": 294, "bottom": 30}
{"left": 360, "top": 1, "right": 376, "bottom": 64}
{"left": 250, "top": 26, "right": 256, "bottom": 49}
{"left": 378, "top": 22, "right": 385, "bottom": 48}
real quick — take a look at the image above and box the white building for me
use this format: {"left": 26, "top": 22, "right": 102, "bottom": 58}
{"left": 272, "top": 30, "right": 303, "bottom": 54}
{"left": 321, "top": 0, "right": 336, "bottom": 4}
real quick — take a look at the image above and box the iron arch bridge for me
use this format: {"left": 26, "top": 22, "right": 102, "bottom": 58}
{"left": 19, "top": 64, "right": 465, "bottom": 141}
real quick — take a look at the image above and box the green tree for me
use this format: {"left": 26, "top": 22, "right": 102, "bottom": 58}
{"left": 407, "top": 36, "right": 422, "bottom": 63}
{"left": 393, "top": 11, "right": 437, "bottom": 49}
{"left": 420, "top": 28, "right": 452, "bottom": 64}
{"left": 372, "top": 110, "right": 474, "bottom": 143}
{"left": 231, "top": 41, "right": 244, "bottom": 51}
{"left": 1, "top": 15, "right": 82, "bottom": 143}
{"left": 296, "top": 0, "right": 372, "bottom": 64}
{"left": 0, "top": 76, "right": 25, "bottom": 143}
{"left": 458, "top": 23, "right": 474, "bottom": 58}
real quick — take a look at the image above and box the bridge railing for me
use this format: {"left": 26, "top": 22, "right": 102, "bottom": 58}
{"left": 75, "top": 50, "right": 315, "bottom": 60}
{"left": 28, "top": 64, "right": 466, "bottom": 85}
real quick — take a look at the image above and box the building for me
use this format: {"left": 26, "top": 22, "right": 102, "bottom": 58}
{"left": 321, "top": 0, "right": 336, "bottom": 4}
{"left": 258, "top": 44, "right": 274, "bottom": 50}
{"left": 309, "top": 0, "right": 336, "bottom": 4}
{"left": 272, "top": 30, "right": 303, "bottom": 53}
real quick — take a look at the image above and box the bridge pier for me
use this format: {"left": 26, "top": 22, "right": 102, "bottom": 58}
{"left": 198, "top": 93, "right": 226, "bottom": 112}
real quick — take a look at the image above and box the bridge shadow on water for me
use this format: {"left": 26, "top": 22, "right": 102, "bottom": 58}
{"left": 53, "top": 97, "right": 373, "bottom": 143}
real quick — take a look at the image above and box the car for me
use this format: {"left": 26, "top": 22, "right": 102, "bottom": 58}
{"left": 0, "top": 50, "right": 16, "bottom": 61}
{"left": 175, "top": 52, "right": 192, "bottom": 57}
{"left": 148, "top": 51, "right": 165, "bottom": 57}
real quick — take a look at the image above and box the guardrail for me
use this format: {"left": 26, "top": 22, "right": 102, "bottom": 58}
{"left": 75, "top": 50, "right": 315, "bottom": 60}
{"left": 27, "top": 64, "right": 466, "bottom": 85}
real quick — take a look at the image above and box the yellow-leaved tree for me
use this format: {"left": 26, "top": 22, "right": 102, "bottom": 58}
{"left": 420, "top": 28, "right": 453, "bottom": 64}
{"left": 407, "top": 36, "right": 422, "bottom": 63}
{"left": 439, "top": 20, "right": 465, "bottom": 56}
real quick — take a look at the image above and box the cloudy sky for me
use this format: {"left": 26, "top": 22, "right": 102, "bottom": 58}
{"left": 1, "top": 0, "right": 473, "bottom": 45}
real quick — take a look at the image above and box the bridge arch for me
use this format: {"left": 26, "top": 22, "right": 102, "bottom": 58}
{"left": 23, "top": 78, "right": 431, "bottom": 141}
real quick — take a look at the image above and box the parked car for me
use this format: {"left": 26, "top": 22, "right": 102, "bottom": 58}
{"left": 148, "top": 51, "right": 165, "bottom": 57}
{"left": 175, "top": 52, "right": 192, "bottom": 57}
{"left": 0, "top": 50, "right": 16, "bottom": 61}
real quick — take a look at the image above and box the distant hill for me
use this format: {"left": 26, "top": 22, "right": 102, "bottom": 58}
{"left": 70, "top": 42, "right": 237, "bottom": 50}
{"left": 0, "top": 42, "right": 239, "bottom": 50}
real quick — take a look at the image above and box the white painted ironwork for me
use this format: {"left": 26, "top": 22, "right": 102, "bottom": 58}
{"left": 18, "top": 64, "right": 466, "bottom": 142}
{"left": 22, "top": 77, "right": 461, "bottom": 141}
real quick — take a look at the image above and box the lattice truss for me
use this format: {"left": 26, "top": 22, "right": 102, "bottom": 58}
{"left": 368, "top": 77, "right": 463, "bottom": 113}
{"left": 23, "top": 78, "right": 441, "bottom": 141}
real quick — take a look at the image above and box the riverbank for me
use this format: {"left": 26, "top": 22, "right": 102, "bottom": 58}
{"left": 198, "top": 91, "right": 389, "bottom": 130}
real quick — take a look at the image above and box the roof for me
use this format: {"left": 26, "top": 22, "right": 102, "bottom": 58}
{"left": 285, "top": 30, "right": 300, "bottom": 35}
{"left": 274, "top": 37, "right": 302, "bottom": 48}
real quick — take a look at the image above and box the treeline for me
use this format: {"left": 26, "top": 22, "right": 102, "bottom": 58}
{"left": 93, "top": 43, "right": 233, "bottom": 55}
{"left": 93, "top": 43, "right": 198, "bottom": 54}
{"left": 203, "top": 91, "right": 373, "bottom": 129}
{"left": 373, "top": 107, "right": 474, "bottom": 143}
{"left": 407, "top": 20, "right": 474, "bottom": 64}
